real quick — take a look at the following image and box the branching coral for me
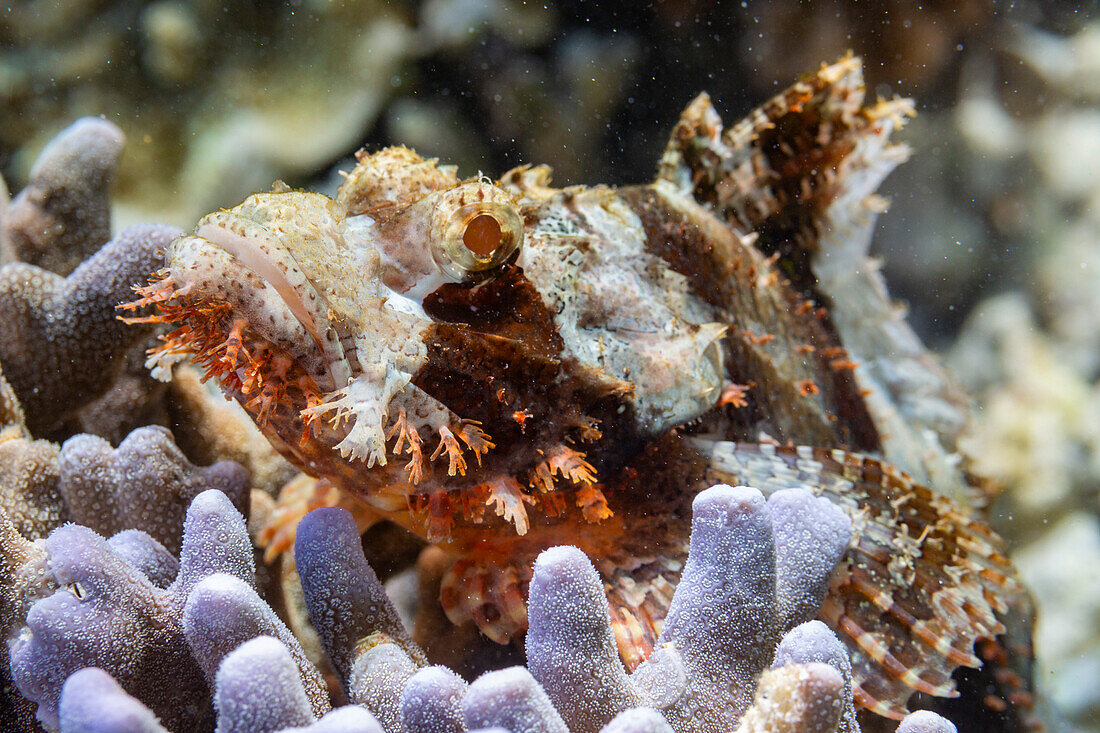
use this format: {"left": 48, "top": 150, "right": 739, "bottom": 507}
{"left": 1, "top": 506, "right": 54, "bottom": 731}
{"left": 1, "top": 118, "right": 123, "bottom": 275}
{"left": 294, "top": 506, "right": 427, "bottom": 730}
{"left": 400, "top": 665, "right": 468, "bottom": 733}
{"left": 8, "top": 489, "right": 253, "bottom": 730}
{"left": 0, "top": 430, "right": 64, "bottom": 542}
{"left": 211, "top": 637, "right": 352, "bottom": 733}
{"left": 523, "top": 485, "right": 854, "bottom": 733}
{"left": 462, "top": 667, "right": 570, "bottom": 732}
{"left": 183, "top": 574, "right": 330, "bottom": 720}
{"left": 58, "top": 667, "right": 171, "bottom": 733}
{"left": 895, "top": 712, "right": 956, "bottom": 733}
{"left": 0, "top": 420, "right": 249, "bottom": 731}
{"left": 0, "top": 422, "right": 249, "bottom": 550}
{"left": 57, "top": 426, "right": 249, "bottom": 554}
{"left": 291, "top": 487, "right": 950, "bottom": 733}
{"left": 104, "top": 529, "right": 178, "bottom": 589}
{"left": 3, "top": 480, "right": 957, "bottom": 733}
{"left": 56, "top": 644, "right": 385, "bottom": 733}
{"left": 0, "top": 224, "right": 179, "bottom": 436}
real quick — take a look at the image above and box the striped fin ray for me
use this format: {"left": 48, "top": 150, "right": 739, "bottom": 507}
{"left": 691, "top": 438, "right": 1025, "bottom": 720}
{"left": 656, "top": 54, "right": 911, "bottom": 249}
{"left": 601, "top": 552, "right": 687, "bottom": 673}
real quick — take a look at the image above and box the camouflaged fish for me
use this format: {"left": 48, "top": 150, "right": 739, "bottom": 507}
{"left": 122, "top": 56, "right": 1032, "bottom": 724}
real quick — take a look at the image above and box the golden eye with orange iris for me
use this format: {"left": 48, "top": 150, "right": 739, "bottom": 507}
{"left": 432, "top": 195, "right": 524, "bottom": 284}
{"left": 462, "top": 213, "right": 503, "bottom": 257}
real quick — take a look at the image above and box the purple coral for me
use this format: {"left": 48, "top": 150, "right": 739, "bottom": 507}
{"left": 172, "top": 488, "right": 255, "bottom": 596}
{"left": 213, "top": 636, "right": 321, "bottom": 733}
{"left": 522, "top": 485, "right": 955, "bottom": 733}
{"left": 58, "top": 667, "right": 169, "bottom": 733}
{"left": 294, "top": 507, "right": 425, "bottom": 671}
{"left": 9, "top": 522, "right": 209, "bottom": 730}
{"left": 0, "top": 419, "right": 248, "bottom": 725}
{"left": 896, "top": 711, "right": 959, "bottom": 733}
{"left": 1, "top": 117, "right": 123, "bottom": 274}
{"left": 294, "top": 505, "right": 427, "bottom": 728}
{"left": 525, "top": 485, "right": 854, "bottom": 733}
{"left": 657, "top": 486, "right": 851, "bottom": 732}
{"left": 772, "top": 620, "right": 858, "bottom": 733}
{"left": 462, "top": 667, "right": 569, "bottom": 733}
{"left": 525, "top": 545, "right": 646, "bottom": 730}
{"left": 658, "top": 486, "right": 798, "bottom": 728}
{"left": 0, "top": 224, "right": 179, "bottom": 436}
{"left": 7, "top": 480, "right": 957, "bottom": 733}
{"left": 399, "top": 665, "right": 468, "bottom": 733}
{"left": 58, "top": 426, "right": 249, "bottom": 554}
{"left": 183, "top": 573, "right": 329, "bottom": 719}
{"left": 768, "top": 490, "right": 853, "bottom": 633}
{"left": 212, "top": 636, "right": 383, "bottom": 733}
{"left": 9, "top": 489, "right": 253, "bottom": 731}
{"left": 104, "top": 530, "right": 178, "bottom": 589}
{"left": 56, "top": 645, "right": 384, "bottom": 733}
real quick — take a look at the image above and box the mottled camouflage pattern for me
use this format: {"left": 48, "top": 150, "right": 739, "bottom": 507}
{"left": 123, "top": 57, "right": 1032, "bottom": 725}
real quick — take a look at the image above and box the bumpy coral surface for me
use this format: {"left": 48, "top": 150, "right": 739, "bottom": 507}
{"left": 8, "top": 489, "right": 253, "bottom": 730}
{"left": 58, "top": 426, "right": 249, "bottom": 555}
{"left": 0, "top": 423, "right": 249, "bottom": 550}
{"left": 0, "top": 413, "right": 254, "bottom": 731}
{"left": 0, "top": 224, "right": 178, "bottom": 436}
{"left": 1, "top": 117, "right": 123, "bottom": 275}
{"left": 7, "top": 479, "right": 956, "bottom": 732}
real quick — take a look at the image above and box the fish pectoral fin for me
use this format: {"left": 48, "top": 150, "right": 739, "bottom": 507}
{"left": 440, "top": 553, "right": 532, "bottom": 645}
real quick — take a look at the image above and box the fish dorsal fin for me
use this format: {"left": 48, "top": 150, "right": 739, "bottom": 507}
{"left": 656, "top": 55, "right": 911, "bottom": 251}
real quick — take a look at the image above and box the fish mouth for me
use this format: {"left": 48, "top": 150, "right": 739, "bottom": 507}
{"left": 195, "top": 221, "right": 327, "bottom": 356}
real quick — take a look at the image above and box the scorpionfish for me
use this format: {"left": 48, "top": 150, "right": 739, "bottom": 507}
{"left": 123, "top": 57, "right": 1033, "bottom": 726}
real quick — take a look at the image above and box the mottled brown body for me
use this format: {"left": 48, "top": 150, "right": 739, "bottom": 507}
{"left": 123, "top": 57, "right": 1032, "bottom": 724}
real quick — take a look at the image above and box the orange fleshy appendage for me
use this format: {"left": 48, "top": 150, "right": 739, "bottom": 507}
{"left": 118, "top": 274, "right": 316, "bottom": 432}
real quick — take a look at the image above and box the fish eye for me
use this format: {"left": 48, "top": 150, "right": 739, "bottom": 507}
{"left": 431, "top": 195, "right": 524, "bottom": 284}
{"left": 463, "top": 213, "right": 503, "bottom": 257}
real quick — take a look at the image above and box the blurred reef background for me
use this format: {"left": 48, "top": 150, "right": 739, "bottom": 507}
{"left": 1, "top": 0, "right": 1098, "bottom": 730}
